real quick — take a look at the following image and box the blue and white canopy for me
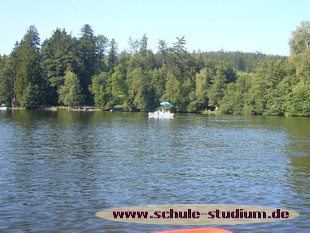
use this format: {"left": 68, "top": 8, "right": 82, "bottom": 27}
{"left": 160, "top": 102, "right": 172, "bottom": 107}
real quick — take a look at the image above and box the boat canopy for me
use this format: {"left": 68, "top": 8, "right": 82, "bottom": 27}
{"left": 160, "top": 102, "right": 172, "bottom": 107}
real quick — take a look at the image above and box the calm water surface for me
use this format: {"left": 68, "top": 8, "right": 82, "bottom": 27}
{"left": 0, "top": 110, "right": 309, "bottom": 233}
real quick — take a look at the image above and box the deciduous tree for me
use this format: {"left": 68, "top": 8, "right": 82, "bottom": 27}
{"left": 58, "top": 71, "right": 84, "bottom": 107}
{"left": 289, "top": 21, "right": 310, "bottom": 55}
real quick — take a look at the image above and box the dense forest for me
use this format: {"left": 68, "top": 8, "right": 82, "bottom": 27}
{"left": 0, "top": 21, "right": 309, "bottom": 116}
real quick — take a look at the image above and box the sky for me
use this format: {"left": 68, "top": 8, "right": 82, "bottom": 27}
{"left": 0, "top": 0, "right": 309, "bottom": 56}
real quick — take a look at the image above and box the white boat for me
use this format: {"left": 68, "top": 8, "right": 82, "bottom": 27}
{"left": 149, "top": 102, "right": 174, "bottom": 118}
{"left": 0, "top": 105, "right": 8, "bottom": 110}
{"left": 148, "top": 110, "right": 174, "bottom": 118}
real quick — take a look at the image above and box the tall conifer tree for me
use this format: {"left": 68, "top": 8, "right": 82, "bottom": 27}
{"left": 15, "top": 25, "right": 43, "bottom": 106}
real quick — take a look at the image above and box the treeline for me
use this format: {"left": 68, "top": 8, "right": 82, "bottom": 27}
{"left": 0, "top": 22, "right": 309, "bottom": 116}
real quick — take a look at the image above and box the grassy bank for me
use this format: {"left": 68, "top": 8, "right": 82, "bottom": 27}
{"left": 201, "top": 110, "right": 221, "bottom": 115}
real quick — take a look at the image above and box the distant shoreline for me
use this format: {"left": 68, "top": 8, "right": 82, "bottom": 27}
{"left": 3, "top": 106, "right": 309, "bottom": 117}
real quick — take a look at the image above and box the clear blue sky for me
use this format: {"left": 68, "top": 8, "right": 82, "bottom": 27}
{"left": 0, "top": 0, "right": 309, "bottom": 56}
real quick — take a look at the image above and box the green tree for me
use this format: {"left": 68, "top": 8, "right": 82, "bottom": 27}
{"left": 111, "top": 68, "right": 127, "bottom": 106}
{"left": 0, "top": 47, "right": 19, "bottom": 106}
{"left": 220, "top": 82, "right": 242, "bottom": 114}
{"left": 173, "top": 36, "right": 187, "bottom": 53}
{"left": 263, "top": 60, "right": 287, "bottom": 115}
{"left": 20, "top": 83, "right": 41, "bottom": 108}
{"left": 108, "top": 38, "right": 118, "bottom": 69}
{"left": 15, "top": 25, "right": 43, "bottom": 105}
{"left": 150, "top": 68, "right": 166, "bottom": 102}
{"left": 41, "top": 28, "right": 79, "bottom": 105}
{"left": 89, "top": 71, "right": 114, "bottom": 109}
{"left": 95, "top": 34, "right": 109, "bottom": 59}
{"left": 167, "top": 36, "right": 190, "bottom": 76}
{"left": 124, "top": 68, "right": 156, "bottom": 111}
{"left": 289, "top": 50, "right": 310, "bottom": 85}
{"left": 58, "top": 71, "right": 84, "bottom": 106}
{"left": 128, "top": 37, "right": 140, "bottom": 56}
{"left": 162, "top": 72, "right": 182, "bottom": 111}
{"left": 77, "top": 24, "right": 98, "bottom": 104}
{"left": 208, "top": 63, "right": 229, "bottom": 108}
{"left": 195, "top": 67, "right": 213, "bottom": 110}
{"left": 243, "top": 60, "right": 286, "bottom": 115}
{"left": 139, "top": 34, "right": 148, "bottom": 53}
{"left": 289, "top": 81, "right": 310, "bottom": 116}
{"left": 220, "top": 72, "right": 253, "bottom": 114}
{"left": 289, "top": 21, "right": 310, "bottom": 55}
{"left": 128, "top": 49, "right": 155, "bottom": 71}
{"left": 157, "top": 39, "right": 168, "bottom": 67}
{"left": 285, "top": 50, "right": 310, "bottom": 116}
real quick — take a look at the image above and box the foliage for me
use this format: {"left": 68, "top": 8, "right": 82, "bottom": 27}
{"left": 289, "top": 21, "right": 310, "bottom": 55}
{"left": 0, "top": 22, "right": 309, "bottom": 116}
{"left": 77, "top": 24, "right": 99, "bottom": 104}
{"left": 41, "top": 28, "right": 79, "bottom": 105}
{"left": 124, "top": 68, "right": 156, "bottom": 111}
{"left": 89, "top": 71, "right": 113, "bottom": 109}
{"left": 15, "top": 25, "right": 43, "bottom": 105}
{"left": 20, "top": 83, "right": 42, "bottom": 108}
{"left": 0, "top": 53, "right": 18, "bottom": 106}
{"left": 58, "top": 71, "right": 84, "bottom": 107}
{"left": 194, "top": 68, "right": 212, "bottom": 111}
{"left": 108, "top": 38, "right": 118, "bottom": 69}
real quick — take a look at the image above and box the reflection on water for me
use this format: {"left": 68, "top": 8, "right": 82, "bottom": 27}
{"left": 0, "top": 111, "right": 309, "bottom": 233}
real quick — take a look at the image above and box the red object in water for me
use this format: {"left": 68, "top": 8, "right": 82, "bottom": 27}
{"left": 152, "top": 228, "right": 233, "bottom": 233}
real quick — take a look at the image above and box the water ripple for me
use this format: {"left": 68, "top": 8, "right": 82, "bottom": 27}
{"left": 0, "top": 111, "right": 309, "bottom": 232}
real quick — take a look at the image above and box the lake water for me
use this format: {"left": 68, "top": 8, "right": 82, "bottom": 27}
{"left": 0, "top": 110, "right": 309, "bottom": 233}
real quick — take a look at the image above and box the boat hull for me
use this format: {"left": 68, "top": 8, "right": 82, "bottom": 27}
{"left": 148, "top": 112, "right": 174, "bottom": 118}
